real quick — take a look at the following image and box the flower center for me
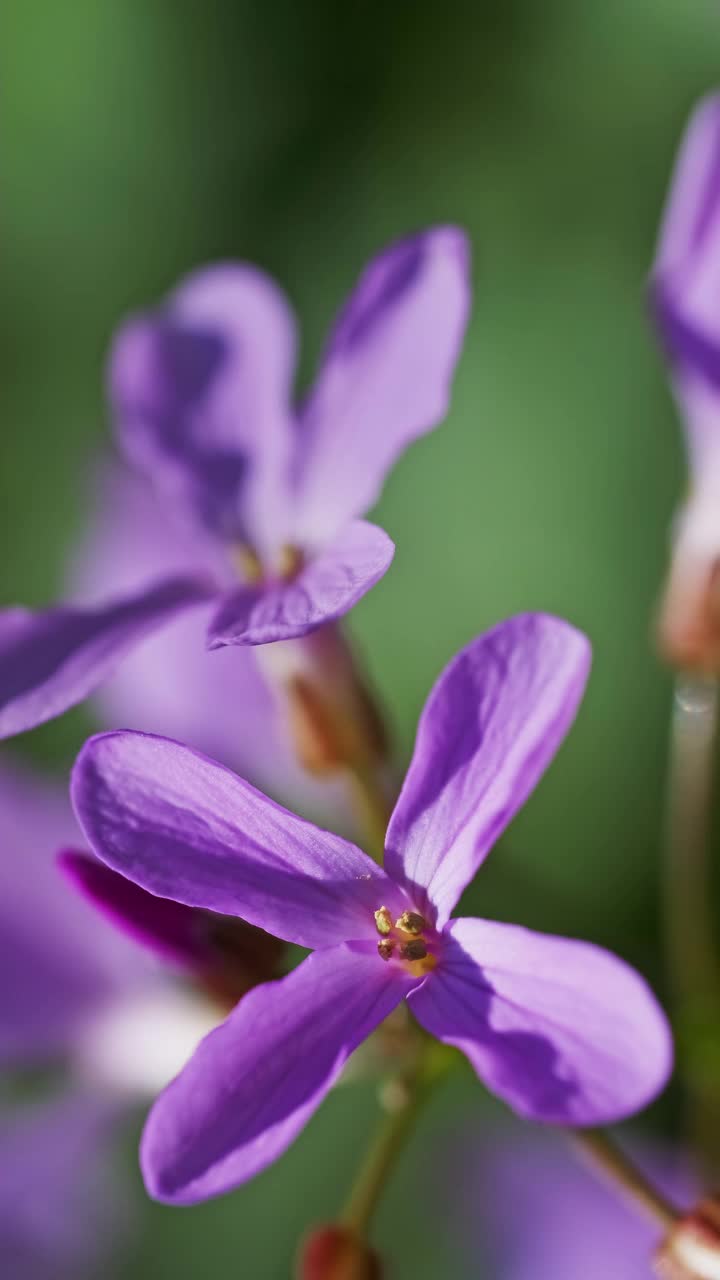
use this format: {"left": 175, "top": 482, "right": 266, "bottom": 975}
{"left": 231, "top": 542, "right": 304, "bottom": 585}
{"left": 232, "top": 543, "right": 264, "bottom": 584}
{"left": 374, "top": 906, "right": 438, "bottom": 976}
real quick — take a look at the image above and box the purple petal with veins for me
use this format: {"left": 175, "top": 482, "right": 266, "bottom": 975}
{"left": 385, "top": 614, "right": 590, "bottom": 926}
{"left": 206, "top": 520, "right": 394, "bottom": 647}
{"left": 293, "top": 227, "right": 471, "bottom": 544}
{"left": 141, "top": 944, "right": 413, "bottom": 1203}
{"left": 408, "top": 918, "right": 672, "bottom": 1125}
{"left": 0, "top": 576, "right": 213, "bottom": 741}
{"left": 71, "top": 730, "right": 409, "bottom": 950}
{"left": 110, "top": 264, "right": 297, "bottom": 546}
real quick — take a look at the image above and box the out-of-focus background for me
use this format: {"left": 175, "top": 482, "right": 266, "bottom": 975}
{"left": 2, "top": 2, "right": 719, "bottom": 1275}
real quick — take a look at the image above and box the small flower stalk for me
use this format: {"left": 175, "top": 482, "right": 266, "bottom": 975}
{"left": 260, "top": 626, "right": 389, "bottom": 777}
{"left": 258, "top": 624, "right": 393, "bottom": 855}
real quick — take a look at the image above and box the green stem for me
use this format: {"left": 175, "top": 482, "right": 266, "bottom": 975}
{"left": 663, "top": 675, "right": 720, "bottom": 1167}
{"left": 569, "top": 1129, "right": 679, "bottom": 1229}
{"left": 340, "top": 1064, "right": 432, "bottom": 1236}
{"left": 664, "top": 675, "right": 720, "bottom": 1006}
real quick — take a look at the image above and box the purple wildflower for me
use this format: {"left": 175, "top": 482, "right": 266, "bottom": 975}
{"left": 650, "top": 96, "right": 720, "bottom": 667}
{"left": 0, "top": 758, "right": 144, "bottom": 1068}
{"left": 70, "top": 613, "right": 673, "bottom": 1205}
{"left": 0, "top": 759, "right": 163, "bottom": 1275}
{"left": 69, "top": 459, "right": 354, "bottom": 823}
{"left": 0, "top": 752, "right": 279, "bottom": 1271}
{"left": 0, "top": 229, "right": 470, "bottom": 739}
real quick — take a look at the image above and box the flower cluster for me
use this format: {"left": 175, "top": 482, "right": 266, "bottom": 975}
{"left": 4, "top": 115, "right": 720, "bottom": 1272}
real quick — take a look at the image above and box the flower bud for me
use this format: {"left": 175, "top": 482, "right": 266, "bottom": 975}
{"left": 658, "top": 524, "right": 720, "bottom": 674}
{"left": 296, "top": 1225, "right": 383, "bottom": 1279}
{"left": 655, "top": 1195, "right": 720, "bottom": 1278}
{"left": 259, "top": 626, "right": 388, "bottom": 777}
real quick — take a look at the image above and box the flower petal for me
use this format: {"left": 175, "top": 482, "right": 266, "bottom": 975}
{"left": 654, "top": 95, "right": 720, "bottom": 283}
{"left": 0, "top": 576, "right": 213, "bottom": 740}
{"left": 71, "top": 731, "right": 409, "bottom": 949}
{"left": 206, "top": 519, "right": 394, "bottom": 647}
{"left": 59, "top": 848, "right": 284, "bottom": 1003}
{"left": 385, "top": 614, "right": 591, "bottom": 926}
{"left": 110, "top": 263, "right": 297, "bottom": 548}
{"left": 293, "top": 227, "right": 471, "bottom": 545}
{"left": 141, "top": 943, "right": 411, "bottom": 1203}
{"left": 58, "top": 850, "right": 216, "bottom": 971}
{"left": 409, "top": 918, "right": 672, "bottom": 1125}
{"left": 651, "top": 97, "right": 720, "bottom": 469}
{"left": 0, "top": 762, "right": 149, "bottom": 1067}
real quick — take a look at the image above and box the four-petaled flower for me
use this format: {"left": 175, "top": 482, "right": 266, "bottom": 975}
{"left": 0, "top": 228, "right": 470, "bottom": 740}
{"left": 71, "top": 614, "right": 672, "bottom": 1205}
{"left": 651, "top": 95, "right": 720, "bottom": 668}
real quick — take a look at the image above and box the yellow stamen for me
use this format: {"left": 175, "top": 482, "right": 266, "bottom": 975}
{"left": 395, "top": 911, "right": 426, "bottom": 936}
{"left": 277, "top": 544, "right": 303, "bottom": 580}
{"left": 231, "top": 544, "right": 263, "bottom": 584}
{"left": 374, "top": 906, "right": 393, "bottom": 937}
{"left": 399, "top": 939, "right": 428, "bottom": 962}
{"left": 373, "top": 903, "right": 437, "bottom": 976}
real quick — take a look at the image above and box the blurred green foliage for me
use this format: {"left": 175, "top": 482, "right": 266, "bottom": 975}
{"left": 2, "top": 1, "right": 720, "bottom": 1274}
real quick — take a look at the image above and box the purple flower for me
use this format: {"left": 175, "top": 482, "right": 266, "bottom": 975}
{"left": 0, "top": 755, "right": 227, "bottom": 1076}
{"left": 70, "top": 613, "right": 672, "bottom": 1205}
{"left": 455, "top": 1126, "right": 692, "bottom": 1280}
{"left": 0, "top": 758, "right": 144, "bottom": 1069}
{"left": 0, "top": 229, "right": 470, "bottom": 739}
{"left": 0, "top": 760, "right": 146, "bottom": 1276}
{"left": 650, "top": 96, "right": 720, "bottom": 667}
{"left": 68, "top": 459, "right": 354, "bottom": 823}
{"left": 0, "top": 752, "right": 278, "bottom": 1270}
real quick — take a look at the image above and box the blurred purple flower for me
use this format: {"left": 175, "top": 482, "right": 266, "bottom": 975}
{"left": 0, "top": 759, "right": 139, "bottom": 1277}
{"left": 69, "top": 459, "right": 352, "bottom": 823}
{"left": 0, "top": 1093, "right": 129, "bottom": 1280}
{"left": 0, "top": 757, "right": 230, "bottom": 1079}
{"left": 0, "top": 229, "right": 470, "bottom": 740}
{"left": 71, "top": 613, "right": 672, "bottom": 1205}
{"left": 455, "top": 1125, "right": 692, "bottom": 1280}
{"left": 0, "top": 754, "right": 256, "bottom": 1274}
{"left": 651, "top": 96, "right": 720, "bottom": 667}
{"left": 0, "top": 759, "right": 145, "bottom": 1069}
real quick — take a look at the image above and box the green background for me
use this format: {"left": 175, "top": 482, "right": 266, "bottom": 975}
{"left": 2, "top": 1, "right": 719, "bottom": 1274}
